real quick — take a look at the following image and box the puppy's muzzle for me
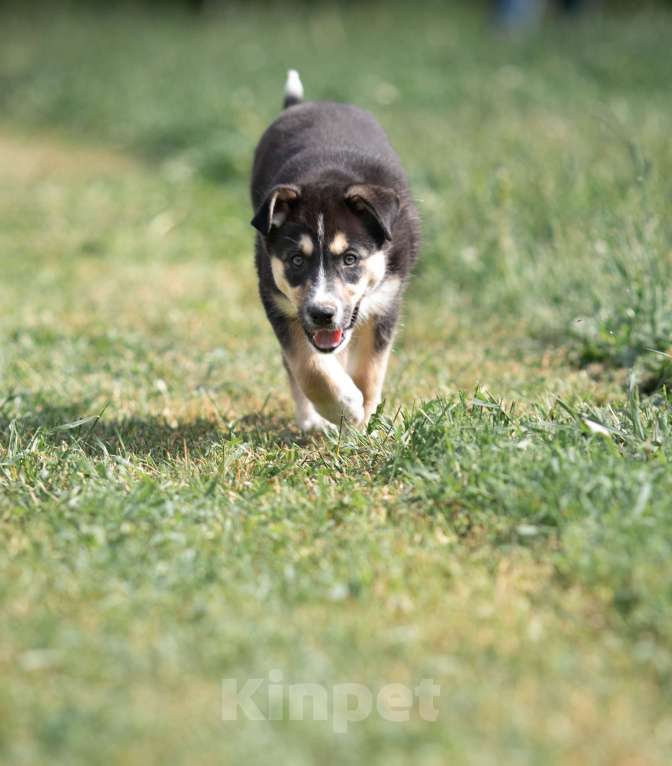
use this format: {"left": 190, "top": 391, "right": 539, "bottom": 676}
{"left": 306, "top": 302, "right": 337, "bottom": 328}
{"left": 303, "top": 300, "right": 349, "bottom": 352}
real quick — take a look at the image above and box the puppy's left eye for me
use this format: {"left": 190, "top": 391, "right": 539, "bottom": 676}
{"left": 291, "top": 254, "right": 305, "bottom": 268}
{"left": 343, "top": 252, "right": 359, "bottom": 266}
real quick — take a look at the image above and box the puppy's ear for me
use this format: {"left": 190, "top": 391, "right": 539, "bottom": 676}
{"left": 345, "top": 184, "right": 400, "bottom": 242}
{"left": 251, "top": 185, "right": 301, "bottom": 235}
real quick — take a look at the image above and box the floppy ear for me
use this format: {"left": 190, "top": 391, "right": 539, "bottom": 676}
{"left": 251, "top": 185, "right": 301, "bottom": 235}
{"left": 345, "top": 184, "right": 400, "bottom": 242}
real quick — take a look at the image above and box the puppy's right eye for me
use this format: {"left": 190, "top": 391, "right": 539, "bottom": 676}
{"left": 291, "top": 254, "right": 305, "bottom": 268}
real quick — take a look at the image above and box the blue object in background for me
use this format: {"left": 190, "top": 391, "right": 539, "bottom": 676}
{"left": 495, "top": 0, "right": 587, "bottom": 27}
{"left": 495, "top": 0, "right": 543, "bottom": 26}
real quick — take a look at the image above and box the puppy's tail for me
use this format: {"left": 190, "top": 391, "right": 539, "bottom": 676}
{"left": 283, "top": 69, "right": 304, "bottom": 109}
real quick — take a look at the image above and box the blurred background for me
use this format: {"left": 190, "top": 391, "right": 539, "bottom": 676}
{"left": 2, "top": 0, "right": 670, "bottom": 384}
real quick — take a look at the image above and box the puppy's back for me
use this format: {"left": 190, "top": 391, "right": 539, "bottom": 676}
{"left": 251, "top": 101, "right": 408, "bottom": 208}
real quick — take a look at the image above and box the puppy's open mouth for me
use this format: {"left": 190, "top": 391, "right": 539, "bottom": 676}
{"left": 306, "top": 305, "right": 360, "bottom": 353}
{"left": 312, "top": 328, "right": 344, "bottom": 351}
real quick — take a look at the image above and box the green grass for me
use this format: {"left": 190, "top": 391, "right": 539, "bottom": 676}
{"left": 1, "top": 3, "right": 672, "bottom": 764}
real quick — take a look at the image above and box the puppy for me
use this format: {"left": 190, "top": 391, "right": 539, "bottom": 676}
{"left": 251, "top": 71, "right": 420, "bottom": 431}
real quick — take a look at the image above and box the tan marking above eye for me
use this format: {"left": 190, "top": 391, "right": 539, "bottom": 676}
{"left": 299, "top": 234, "right": 314, "bottom": 256}
{"left": 329, "top": 232, "right": 349, "bottom": 255}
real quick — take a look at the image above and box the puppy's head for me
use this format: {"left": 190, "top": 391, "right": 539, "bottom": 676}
{"left": 252, "top": 183, "right": 399, "bottom": 352}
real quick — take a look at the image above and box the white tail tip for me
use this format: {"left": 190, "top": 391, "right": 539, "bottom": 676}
{"left": 285, "top": 69, "right": 304, "bottom": 101}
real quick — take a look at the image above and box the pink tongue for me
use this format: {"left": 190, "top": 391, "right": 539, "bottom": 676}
{"left": 313, "top": 329, "right": 343, "bottom": 350}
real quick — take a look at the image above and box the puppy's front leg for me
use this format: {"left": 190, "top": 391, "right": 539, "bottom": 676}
{"left": 348, "top": 317, "right": 394, "bottom": 425}
{"left": 284, "top": 325, "right": 364, "bottom": 427}
{"left": 283, "top": 358, "right": 333, "bottom": 433}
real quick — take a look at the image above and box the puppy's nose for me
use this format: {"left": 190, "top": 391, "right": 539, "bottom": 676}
{"left": 307, "top": 304, "right": 336, "bottom": 327}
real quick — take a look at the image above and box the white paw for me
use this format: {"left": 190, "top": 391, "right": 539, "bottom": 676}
{"left": 296, "top": 411, "right": 335, "bottom": 433}
{"left": 307, "top": 375, "right": 365, "bottom": 428}
{"left": 338, "top": 386, "right": 365, "bottom": 426}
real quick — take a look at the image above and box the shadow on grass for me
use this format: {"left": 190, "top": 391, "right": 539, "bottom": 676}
{"left": 0, "top": 399, "right": 299, "bottom": 460}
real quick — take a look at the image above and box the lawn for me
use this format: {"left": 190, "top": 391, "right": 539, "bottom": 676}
{"left": 1, "top": 3, "right": 672, "bottom": 764}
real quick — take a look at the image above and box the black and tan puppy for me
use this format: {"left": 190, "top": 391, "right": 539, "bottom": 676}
{"left": 251, "top": 71, "right": 420, "bottom": 431}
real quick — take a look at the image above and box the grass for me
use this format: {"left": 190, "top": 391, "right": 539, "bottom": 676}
{"left": 1, "top": 3, "right": 672, "bottom": 764}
